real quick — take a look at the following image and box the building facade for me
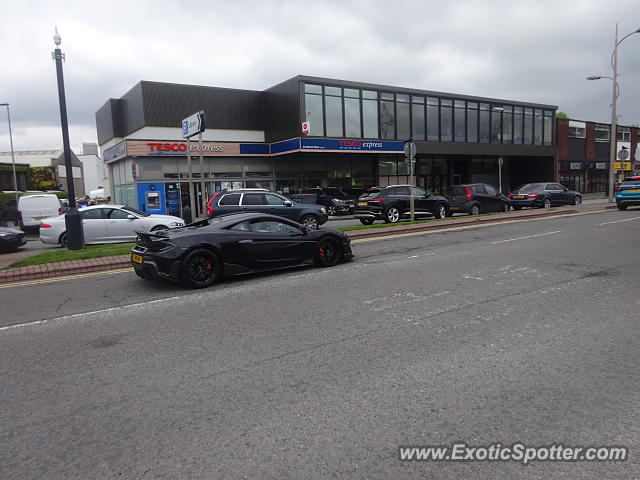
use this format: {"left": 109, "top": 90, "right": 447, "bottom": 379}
{"left": 96, "top": 76, "right": 557, "bottom": 216}
{"left": 556, "top": 118, "right": 640, "bottom": 193}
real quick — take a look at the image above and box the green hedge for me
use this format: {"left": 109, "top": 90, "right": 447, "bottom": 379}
{"left": 0, "top": 190, "right": 68, "bottom": 209}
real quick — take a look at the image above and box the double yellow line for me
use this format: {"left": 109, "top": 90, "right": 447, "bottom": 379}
{"left": 0, "top": 267, "right": 132, "bottom": 289}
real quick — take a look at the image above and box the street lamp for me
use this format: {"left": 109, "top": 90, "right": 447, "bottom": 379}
{"left": 0, "top": 103, "right": 19, "bottom": 205}
{"left": 52, "top": 27, "right": 84, "bottom": 250}
{"left": 587, "top": 23, "right": 640, "bottom": 202}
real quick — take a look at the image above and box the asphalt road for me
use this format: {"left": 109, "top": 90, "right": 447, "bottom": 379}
{"left": 1, "top": 208, "right": 639, "bottom": 479}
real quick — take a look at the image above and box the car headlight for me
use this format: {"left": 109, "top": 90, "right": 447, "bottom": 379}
{"left": 320, "top": 207, "right": 327, "bottom": 214}
{"left": 333, "top": 198, "right": 345, "bottom": 204}
{"left": 0, "top": 232, "right": 9, "bottom": 237}
{"left": 170, "top": 222, "right": 184, "bottom": 227}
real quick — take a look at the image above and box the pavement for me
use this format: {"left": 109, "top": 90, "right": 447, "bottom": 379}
{"left": 1, "top": 206, "right": 638, "bottom": 478}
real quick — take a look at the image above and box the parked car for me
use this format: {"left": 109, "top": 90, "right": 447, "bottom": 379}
{"left": 447, "top": 183, "right": 511, "bottom": 215}
{"left": 18, "top": 194, "right": 63, "bottom": 229}
{"left": 353, "top": 185, "right": 449, "bottom": 225}
{"left": 131, "top": 212, "right": 353, "bottom": 288}
{"left": 507, "top": 183, "right": 582, "bottom": 210}
{"left": 0, "top": 227, "right": 27, "bottom": 252}
{"left": 39, "top": 204, "right": 185, "bottom": 247}
{"left": 292, "top": 187, "right": 355, "bottom": 216}
{"left": 615, "top": 176, "right": 640, "bottom": 210}
{"left": 206, "top": 189, "right": 328, "bottom": 229}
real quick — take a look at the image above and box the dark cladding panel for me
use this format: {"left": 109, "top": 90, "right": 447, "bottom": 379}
{"left": 264, "top": 77, "right": 301, "bottom": 143}
{"left": 95, "top": 100, "right": 116, "bottom": 145}
{"left": 140, "top": 82, "right": 264, "bottom": 131}
{"left": 567, "top": 138, "right": 586, "bottom": 161}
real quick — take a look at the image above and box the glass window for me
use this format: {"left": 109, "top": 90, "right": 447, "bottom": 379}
{"left": 472, "top": 185, "right": 487, "bottom": 194}
{"left": 363, "top": 96, "right": 378, "bottom": 138}
{"left": 491, "top": 106, "right": 503, "bottom": 143}
{"left": 380, "top": 97, "right": 395, "bottom": 139}
{"left": 250, "top": 220, "right": 299, "bottom": 234}
{"left": 378, "top": 158, "right": 396, "bottom": 175}
{"left": 524, "top": 108, "right": 533, "bottom": 144}
{"left": 324, "top": 86, "right": 341, "bottom": 96}
{"left": 325, "top": 95, "right": 343, "bottom": 137}
{"left": 396, "top": 99, "right": 410, "bottom": 140}
{"left": 479, "top": 104, "right": 490, "bottom": 143}
{"left": 304, "top": 93, "right": 324, "bottom": 136}
{"left": 80, "top": 208, "right": 105, "bottom": 219}
{"left": 344, "top": 88, "right": 359, "bottom": 98}
{"left": 454, "top": 100, "right": 466, "bottom": 142}
{"left": 362, "top": 90, "right": 378, "bottom": 100}
{"left": 543, "top": 114, "right": 552, "bottom": 145}
{"left": 108, "top": 208, "right": 131, "bottom": 219}
{"left": 241, "top": 193, "right": 266, "bottom": 205}
{"left": 381, "top": 92, "right": 394, "bottom": 101}
{"left": 244, "top": 158, "right": 273, "bottom": 177}
{"left": 230, "top": 221, "right": 251, "bottom": 231}
{"left": 394, "top": 186, "right": 411, "bottom": 195}
{"left": 617, "top": 128, "right": 631, "bottom": 141}
{"left": 513, "top": 106, "right": 523, "bottom": 144}
{"left": 502, "top": 106, "right": 513, "bottom": 144}
{"left": 440, "top": 99, "right": 453, "bottom": 142}
{"left": 344, "top": 97, "right": 361, "bottom": 138}
{"left": 484, "top": 185, "right": 497, "bottom": 195}
{"left": 219, "top": 193, "right": 241, "bottom": 205}
{"left": 265, "top": 193, "right": 287, "bottom": 205}
{"left": 426, "top": 98, "right": 439, "bottom": 141}
{"left": 594, "top": 126, "right": 610, "bottom": 142}
{"left": 412, "top": 97, "right": 425, "bottom": 140}
{"left": 304, "top": 83, "right": 322, "bottom": 94}
{"left": 467, "top": 102, "right": 478, "bottom": 143}
{"left": 412, "top": 187, "right": 426, "bottom": 196}
{"left": 534, "top": 109, "right": 543, "bottom": 145}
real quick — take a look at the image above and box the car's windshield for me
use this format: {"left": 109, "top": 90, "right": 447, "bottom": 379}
{"left": 121, "top": 205, "right": 150, "bottom": 217}
{"left": 621, "top": 179, "right": 640, "bottom": 186}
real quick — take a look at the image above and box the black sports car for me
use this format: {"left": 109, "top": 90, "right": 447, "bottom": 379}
{"left": 131, "top": 212, "right": 353, "bottom": 288}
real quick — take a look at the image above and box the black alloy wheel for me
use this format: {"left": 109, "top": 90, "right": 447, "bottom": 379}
{"left": 180, "top": 249, "right": 221, "bottom": 288}
{"left": 315, "top": 237, "right": 342, "bottom": 267}
{"left": 59, "top": 232, "right": 69, "bottom": 248}
{"left": 301, "top": 214, "right": 319, "bottom": 230}
{"left": 359, "top": 218, "right": 374, "bottom": 225}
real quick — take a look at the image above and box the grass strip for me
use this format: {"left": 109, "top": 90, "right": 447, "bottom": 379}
{"left": 5, "top": 243, "right": 136, "bottom": 269}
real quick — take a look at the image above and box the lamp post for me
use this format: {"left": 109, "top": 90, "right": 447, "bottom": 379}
{"left": 0, "top": 103, "right": 19, "bottom": 205}
{"left": 52, "top": 27, "right": 84, "bottom": 250}
{"left": 587, "top": 23, "right": 640, "bottom": 202}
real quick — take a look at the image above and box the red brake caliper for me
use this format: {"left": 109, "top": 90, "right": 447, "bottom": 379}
{"left": 319, "top": 247, "right": 325, "bottom": 258}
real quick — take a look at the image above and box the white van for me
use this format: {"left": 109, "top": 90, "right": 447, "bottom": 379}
{"left": 18, "top": 194, "right": 63, "bottom": 228}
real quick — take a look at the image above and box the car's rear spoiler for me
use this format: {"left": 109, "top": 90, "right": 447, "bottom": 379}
{"left": 134, "top": 230, "right": 167, "bottom": 242}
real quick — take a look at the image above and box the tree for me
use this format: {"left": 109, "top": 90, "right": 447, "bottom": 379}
{"left": 556, "top": 112, "right": 569, "bottom": 119}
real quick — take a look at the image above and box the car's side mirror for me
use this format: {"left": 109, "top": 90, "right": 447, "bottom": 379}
{"left": 283, "top": 200, "right": 293, "bottom": 207}
{"left": 127, "top": 214, "right": 136, "bottom": 220}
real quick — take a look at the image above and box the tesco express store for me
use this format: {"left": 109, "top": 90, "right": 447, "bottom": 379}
{"left": 97, "top": 76, "right": 557, "bottom": 218}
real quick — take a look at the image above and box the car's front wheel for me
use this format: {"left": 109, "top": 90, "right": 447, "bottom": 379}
{"left": 359, "top": 218, "right": 374, "bottom": 225}
{"left": 573, "top": 196, "right": 582, "bottom": 206}
{"left": 384, "top": 206, "right": 401, "bottom": 223}
{"left": 435, "top": 203, "right": 447, "bottom": 219}
{"left": 180, "top": 248, "right": 222, "bottom": 288}
{"left": 315, "top": 237, "right": 342, "bottom": 267}
{"left": 617, "top": 204, "right": 628, "bottom": 211}
{"left": 300, "top": 214, "right": 320, "bottom": 230}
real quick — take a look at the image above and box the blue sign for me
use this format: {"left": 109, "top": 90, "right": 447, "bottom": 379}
{"left": 271, "top": 138, "right": 301, "bottom": 154}
{"left": 240, "top": 143, "right": 270, "bottom": 155}
{"left": 300, "top": 138, "right": 404, "bottom": 152}
{"left": 182, "top": 120, "right": 189, "bottom": 136}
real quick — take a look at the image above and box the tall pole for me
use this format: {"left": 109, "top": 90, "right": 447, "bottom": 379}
{"left": 0, "top": 104, "right": 19, "bottom": 205}
{"left": 198, "top": 131, "right": 206, "bottom": 218}
{"left": 608, "top": 23, "right": 619, "bottom": 202}
{"left": 52, "top": 27, "right": 84, "bottom": 249}
{"left": 187, "top": 138, "right": 195, "bottom": 220}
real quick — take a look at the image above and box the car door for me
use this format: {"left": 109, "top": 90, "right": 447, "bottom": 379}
{"left": 80, "top": 208, "right": 109, "bottom": 243}
{"left": 264, "top": 193, "right": 297, "bottom": 220}
{"left": 411, "top": 187, "right": 432, "bottom": 216}
{"left": 105, "top": 208, "right": 140, "bottom": 242}
{"left": 235, "top": 219, "right": 313, "bottom": 269}
{"left": 544, "top": 183, "right": 564, "bottom": 205}
{"left": 553, "top": 183, "right": 573, "bottom": 204}
{"left": 240, "top": 193, "right": 269, "bottom": 214}
{"left": 392, "top": 186, "right": 411, "bottom": 216}
{"left": 482, "top": 184, "right": 502, "bottom": 211}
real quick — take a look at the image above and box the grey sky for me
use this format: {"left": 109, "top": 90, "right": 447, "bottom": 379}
{"left": 1, "top": 0, "right": 640, "bottom": 153}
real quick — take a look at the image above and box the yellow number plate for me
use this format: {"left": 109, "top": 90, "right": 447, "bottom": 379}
{"left": 515, "top": 195, "right": 526, "bottom": 198}
{"left": 358, "top": 202, "right": 367, "bottom": 206}
{"left": 627, "top": 189, "right": 640, "bottom": 193}
{"left": 131, "top": 254, "right": 143, "bottom": 264}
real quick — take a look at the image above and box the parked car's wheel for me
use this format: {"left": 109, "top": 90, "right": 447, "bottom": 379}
{"left": 151, "top": 225, "right": 168, "bottom": 231}
{"left": 543, "top": 198, "right": 551, "bottom": 209}
{"left": 469, "top": 204, "right": 480, "bottom": 215}
{"left": 59, "top": 232, "right": 69, "bottom": 248}
{"left": 384, "top": 206, "right": 401, "bottom": 223}
{"left": 502, "top": 202, "right": 510, "bottom": 212}
{"left": 573, "top": 196, "right": 582, "bottom": 206}
{"left": 435, "top": 203, "right": 447, "bottom": 219}
{"left": 180, "top": 248, "right": 221, "bottom": 289}
{"left": 617, "top": 204, "right": 628, "bottom": 211}
{"left": 327, "top": 205, "right": 337, "bottom": 216}
{"left": 359, "top": 218, "right": 374, "bottom": 225}
{"left": 300, "top": 214, "right": 319, "bottom": 230}
{"left": 513, "top": 206, "right": 522, "bottom": 210}
{"left": 315, "top": 237, "right": 342, "bottom": 267}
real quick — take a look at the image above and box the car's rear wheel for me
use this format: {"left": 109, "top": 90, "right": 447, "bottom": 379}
{"left": 151, "top": 225, "right": 168, "bottom": 231}
{"left": 315, "top": 237, "right": 342, "bottom": 267}
{"left": 180, "top": 249, "right": 221, "bottom": 288}
{"left": 617, "top": 204, "right": 628, "bottom": 210}
{"left": 384, "top": 206, "right": 401, "bottom": 223}
{"left": 300, "top": 214, "right": 320, "bottom": 230}
{"left": 59, "top": 232, "right": 69, "bottom": 248}
{"left": 543, "top": 198, "right": 551, "bottom": 209}
{"left": 469, "top": 204, "right": 480, "bottom": 216}
{"left": 502, "top": 202, "right": 510, "bottom": 212}
{"left": 435, "top": 203, "right": 447, "bottom": 219}
{"left": 573, "top": 196, "right": 582, "bottom": 206}
{"left": 359, "top": 218, "right": 374, "bottom": 225}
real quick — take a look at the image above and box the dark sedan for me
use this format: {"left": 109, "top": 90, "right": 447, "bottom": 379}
{"left": 131, "top": 213, "right": 353, "bottom": 288}
{"left": 507, "top": 183, "right": 582, "bottom": 210}
{"left": 0, "top": 227, "right": 27, "bottom": 252}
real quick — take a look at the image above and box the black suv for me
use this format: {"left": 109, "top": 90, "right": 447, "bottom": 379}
{"left": 206, "top": 189, "right": 329, "bottom": 229}
{"left": 353, "top": 185, "right": 449, "bottom": 225}
{"left": 294, "top": 187, "right": 355, "bottom": 216}
{"left": 447, "top": 183, "right": 511, "bottom": 215}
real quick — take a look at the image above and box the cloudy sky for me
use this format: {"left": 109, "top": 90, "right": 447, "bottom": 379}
{"left": 1, "top": 0, "right": 640, "bottom": 154}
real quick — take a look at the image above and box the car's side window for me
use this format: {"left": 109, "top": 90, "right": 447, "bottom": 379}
{"left": 265, "top": 194, "right": 286, "bottom": 205}
{"left": 484, "top": 185, "right": 497, "bottom": 196}
{"left": 230, "top": 221, "right": 251, "bottom": 232}
{"left": 473, "top": 185, "right": 487, "bottom": 194}
{"left": 80, "top": 209, "right": 104, "bottom": 220}
{"left": 412, "top": 187, "right": 427, "bottom": 197}
{"left": 219, "top": 194, "right": 241, "bottom": 206}
{"left": 552, "top": 183, "right": 565, "bottom": 191}
{"left": 242, "top": 193, "right": 266, "bottom": 205}
{"left": 395, "top": 187, "right": 411, "bottom": 195}
{"left": 385, "top": 187, "right": 397, "bottom": 196}
{"left": 545, "top": 184, "right": 560, "bottom": 191}
{"left": 250, "top": 221, "right": 299, "bottom": 234}
{"left": 107, "top": 209, "right": 131, "bottom": 219}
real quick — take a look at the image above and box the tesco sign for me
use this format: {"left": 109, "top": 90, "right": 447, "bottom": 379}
{"left": 147, "top": 142, "right": 187, "bottom": 152}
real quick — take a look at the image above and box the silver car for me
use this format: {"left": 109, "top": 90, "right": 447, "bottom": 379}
{"left": 39, "top": 204, "right": 185, "bottom": 247}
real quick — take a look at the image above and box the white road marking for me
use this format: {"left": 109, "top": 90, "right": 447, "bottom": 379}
{"left": 596, "top": 216, "right": 640, "bottom": 226}
{"left": 491, "top": 231, "right": 562, "bottom": 245}
{"left": 407, "top": 252, "right": 436, "bottom": 258}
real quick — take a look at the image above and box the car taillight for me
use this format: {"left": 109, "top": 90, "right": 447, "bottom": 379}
{"left": 40, "top": 223, "right": 52, "bottom": 228}
{"left": 616, "top": 187, "right": 623, "bottom": 191}
{"left": 465, "top": 187, "right": 472, "bottom": 201}
{"left": 369, "top": 198, "right": 385, "bottom": 203}
{"left": 507, "top": 193, "right": 513, "bottom": 199}
{"left": 58, "top": 207, "right": 63, "bottom": 215}
{"left": 207, "top": 192, "right": 221, "bottom": 216}
{"left": 526, "top": 193, "right": 539, "bottom": 198}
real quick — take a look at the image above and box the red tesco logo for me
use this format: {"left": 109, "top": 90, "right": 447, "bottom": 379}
{"left": 147, "top": 142, "right": 187, "bottom": 152}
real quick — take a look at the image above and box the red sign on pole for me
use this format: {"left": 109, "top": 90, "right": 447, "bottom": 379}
{"left": 301, "top": 121, "right": 310, "bottom": 134}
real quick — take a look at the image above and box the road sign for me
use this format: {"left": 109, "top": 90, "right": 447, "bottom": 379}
{"left": 404, "top": 141, "right": 417, "bottom": 158}
{"left": 182, "top": 111, "right": 205, "bottom": 139}
{"left": 614, "top": 161, "right": 632, "bottom": 171}
{"left": 301, "top": 121, "right": 310, "bottom": 134}
{"left": 498, "top": 156, "right": 504, "bottom": 167}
